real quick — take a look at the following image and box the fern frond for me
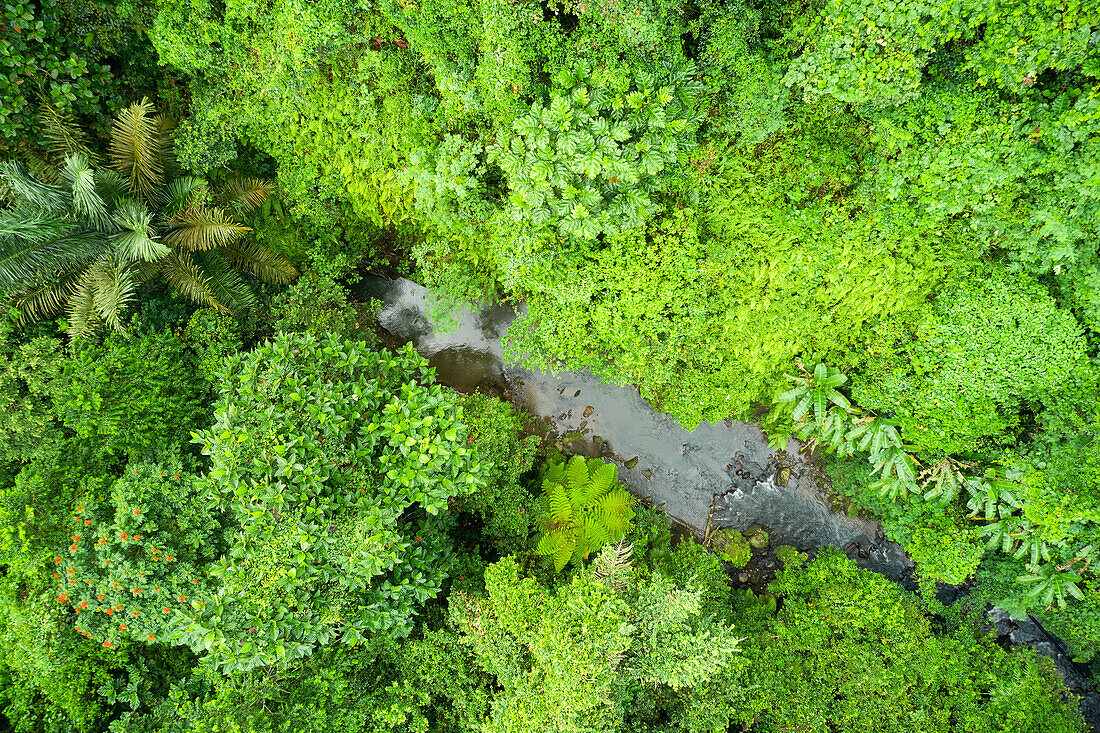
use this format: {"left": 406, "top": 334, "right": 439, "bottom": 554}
{"left": 110, "top": 98, "right": 164, "bottom": 202}
{"left": 592, "top": 541, "right": 633, "bottom": 591}
{"left": 589, "top": 461, "right": 617, "bottom": 496}
{"left": 581, "top": 514, "right": 612, "bottom": 557}
{"left": 165, "top": 203, "right": 249, "bottom": 251}
{"left": 598, "top": 488, "right": 635, "bottom": 539}
{"left": 161, "top": 250, "right": 225, "bottom": 313}
{"left": 566, "top": 455, "right": 590, "bottom": 493}
{"left": 10, "top": 273, "right": 79, "bottom": 325}
{"left": 546, "top": 484, "right": 573, "bottom": 526}
{"left": 219, "top": 239, "right": 298, "bottom": 284}
{"left": 40, "top": 103, "right": 96, "bottom": 164}
{"left": 546, "top": 461, "right": 568, "bottom": 485}
{"left": 220, "top": 176, "right": 273, "bottom": 214}
{"left": 193, "top": 250, "right": 258, "bottom": 313}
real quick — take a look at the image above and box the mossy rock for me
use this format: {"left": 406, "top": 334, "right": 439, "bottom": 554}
{"left": 774, "top": 544, "right": 807, "bottom": 568}
{"left": 711, "top": 528, "right": 752, "bottom": 568}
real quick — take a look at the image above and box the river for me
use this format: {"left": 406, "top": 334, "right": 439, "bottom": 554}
{"left": 354, "top": 276, "right": 913, "bottom": 580}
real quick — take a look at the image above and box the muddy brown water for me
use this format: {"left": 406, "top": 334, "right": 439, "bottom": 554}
{"left": 354, "top": 276, "right": 912, "bottom": 581}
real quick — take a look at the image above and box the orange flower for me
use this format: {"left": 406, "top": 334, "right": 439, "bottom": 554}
{"left": 76, "top": 504, "right": 84, "bottom": 512}
{"left": 98, "top": 538, "right": 106, "bottom": 545}
{"left": 52, "top": 573, "right": 59, "bottom": 579}
{"left": 173, "top": 473, "right": 180, "bottom": 479}
{"left": 131, "top": 610, "right": 139, "bottom": 617}
{"left": 65, "top": 568, "right": 74, "bottom": 575}
{"left": 120, "top": 533, "right": 128, "bottom": 540}
{"left": 133, "top": 509, "right": 140, "bottom": 516}
{"left": 132, "top": 588, "right": 141, "bottom": 594}
{"left": 162, "top": 607, "right": 170, "bottom": 614}
{"left": 84, "top": 519, "right": 92, "bottom": 525}
{"left": 105, "top": 609, "right": 113, "bottom": 615}
{"left": 96, "top": 595, "right": 104, "bottom": 601}
{"left": 103, "top": 640, "right": 114, "bottom": 648}
{"left": 178, "top": 595, "right": 185, "bottom": 602}
{"left": 119, "top": 624, "right": 127, "bottom": 631}
{"left": 147, "top": 634, "right": 155, "bottom": 641}
{"left": 114, "top": 604, "right": 122, "bottom": 611}
{"left": 54, "top": 557, "right": 62, "bottom": 564}
{"left": 69, "top": 544, "right": 77, "bottom": 552}
{"left": 165, "top": 556, "right": 174, "bottom": 562}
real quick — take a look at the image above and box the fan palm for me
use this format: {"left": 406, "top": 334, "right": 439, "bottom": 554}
{"left": 0, "top": 98, "right": 297, "bottom": 339}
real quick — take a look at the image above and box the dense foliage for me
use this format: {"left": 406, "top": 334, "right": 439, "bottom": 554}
{"left": 1, "top": 0, "right": 1099, "bottom": 729}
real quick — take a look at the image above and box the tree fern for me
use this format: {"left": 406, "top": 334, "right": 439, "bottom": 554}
{"left": 533, "top": 456, "right": 636, "bottom": 572}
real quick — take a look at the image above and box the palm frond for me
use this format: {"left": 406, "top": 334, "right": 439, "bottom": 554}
{"left": 164, "top": 176, "right": 207, "bottom": 217}
{"left": 164, "top": 203, "right": 249, "bottom": 251}
{"left": 65, "top": 277, "right": 100, "bottom": 340}
{"left": 219, "top": 239, "right": 297, "bottom": 284}
{"left": 112, "top": 200, "right": 171, "bottom": 262}
{"left": 0, "top": 160, "right": 68, "bottom": 212}
{"left": 95, "top": 170, "right": 131, "bottom": 207}
{"left": 60, "top": 156, "right": 112, "bottom": 230}
{"left": 39, "top": 102, "right": 97, "bottom": 164}
{"left": 10, "top": 273, "right": 80, "bottom": 325}
{"left": 160, "top": 250, "right": 225, "bottom": 313}
{"left": 193, "top": 250, "right": 258, "bottom": 313}
{"left": 109, "top": 98, "right": 164, "bottom": 202}
{"left": 220, "top": 176, "right": 273, "bottom": 214}
{"left": 0, "top": 226, "right": 105, "bottom": 290}
{"left": 21, "top": 152, "right": 62, "bottom": 185}
{"left": 86, "top": 259, "right": 137, "bottom": 335}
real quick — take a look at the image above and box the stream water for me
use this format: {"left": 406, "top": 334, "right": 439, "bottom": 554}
{"left": 354, "top": 276, "right": 913, "bottom": 580}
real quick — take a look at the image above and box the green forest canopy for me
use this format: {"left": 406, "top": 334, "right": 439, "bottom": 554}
{"left": 0, "top": 0, "right": 1099, "bottom": 730}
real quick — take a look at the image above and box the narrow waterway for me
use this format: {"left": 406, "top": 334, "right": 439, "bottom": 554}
{"left": 354, "top": 276, "right": 912, "bottom": 580}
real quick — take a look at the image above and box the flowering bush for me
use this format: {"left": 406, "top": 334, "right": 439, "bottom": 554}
{"left": 54, "top": 452, "right": 225, "bottom": 649}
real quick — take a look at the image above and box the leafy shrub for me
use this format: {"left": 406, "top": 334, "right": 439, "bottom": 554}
{"left": 656, "top": 540, "right": 733, "bottom": 622}
{"left": 732, "top": 548, "right": 1086, "bottom": 732}
{"left": 182, "top": 308, "right": 244, "bottom": 382}
{"left": 491, "top": 61, "right": 702, "bottom": 241}
{"left": 268, "top": 272, "right": 359, "bottom": 340}
{"left": 851, "top": 274, "right": 1088, "bottom": 454}
{"left": 459, "top": 394, "right": 539, "bottom": 556}
{"left": 533, "top": 455, "right": 637, "bottom": 572}
{"left": 0, "top": 579, "right": 123, "bottom": 733}
{"left": 183, "top": 333, "right": 487, "bottom": 671}
{"left": 50, "top": 332, "right": 210, "bottom": 457}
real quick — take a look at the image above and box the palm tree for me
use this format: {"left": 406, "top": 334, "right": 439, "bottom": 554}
{"left": 0, "top": 99, "right": 297, "bottom": 339}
